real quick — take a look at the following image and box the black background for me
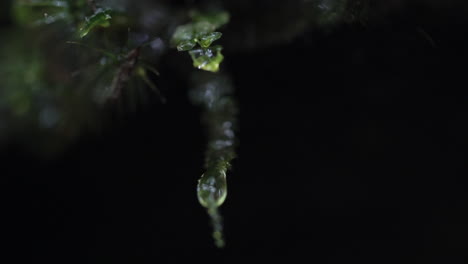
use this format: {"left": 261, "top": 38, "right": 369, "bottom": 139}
{"left": 3, "top": 2, "right": 468, "bottom": 263}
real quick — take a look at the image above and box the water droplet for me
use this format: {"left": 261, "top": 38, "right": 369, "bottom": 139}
{"left": 197, "top": 170, "right": 227, "bottom": 208}
{"left": 188, "top": 46, "right": 224, "bottom": 72}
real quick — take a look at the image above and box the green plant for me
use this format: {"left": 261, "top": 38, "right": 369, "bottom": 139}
{"left": 7, "top": 0, "right": 235, "bottom": 247}
{"left": 1, "top": 0, "right": 368, "bottom": 247}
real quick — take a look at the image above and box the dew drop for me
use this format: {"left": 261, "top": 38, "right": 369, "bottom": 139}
{"left": 197, "top": 170, "right": 227, "bottom": 208}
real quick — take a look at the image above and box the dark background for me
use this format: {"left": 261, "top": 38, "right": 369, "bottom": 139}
{"left": 3, "top": 1, "right": 468, "bottom": 263}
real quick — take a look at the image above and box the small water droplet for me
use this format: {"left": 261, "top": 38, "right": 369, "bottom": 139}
{"left": 197, "top": 170, "right": 227, "bottom": 208}
{"left": 188, "top": 46, "right": 224, "bottom": 72}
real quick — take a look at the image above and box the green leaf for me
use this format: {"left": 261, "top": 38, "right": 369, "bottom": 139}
{"left": 199, "top": 32, "right": 222, "bottom": 48}
{"left": 171, "top": 11, "right": 229, "bottom": 49}
{"left": 189, "top": 46, "right": 224, "bottom": 72}
{"left": 171, "top": 22, "right": 217, "bottom": 48}
{"left": 192, "top": 21, "right": 217, "bottom": 37}
{"left": 172, "top": 11, "right": 229, "bottom": 72}
{"left": 190, "top": 10, "right": 230, "bottom": 28}
{"left": 171, "top": 24, "right": 195, "bottom": 44}
{"left": 177, "top": 39, "right": 197, "bottom": 51}
{"left": 79, "top": 9, "right": 112, "bottom": 38}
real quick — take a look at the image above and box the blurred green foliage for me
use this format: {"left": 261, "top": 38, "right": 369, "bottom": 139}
{"left": 0, "top": 0, "right": 370, "bottom": 154}
{"left": 79, "top": 9, "right": 113, "bottom": 38}
{"left": 0, "top": 0, "right": 373, "bottom": 246}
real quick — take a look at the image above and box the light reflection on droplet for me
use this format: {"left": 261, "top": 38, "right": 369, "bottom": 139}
{"left": 197, "top": 171, "right": 227, "bottom": 208}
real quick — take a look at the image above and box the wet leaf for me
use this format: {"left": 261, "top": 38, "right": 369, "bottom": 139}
{"left": 189, "top": 46, "right": 224, "bottom": 72}
{"left": 192, "top": 21, "right": 217, "bottom": 37}
{"left": 171, "top": 24, "right": 195, "bottom": 44}
{"left": 172, "top": 22, "right": 217, "bottom": 47}
{"left": 199, "top": 32, "right": 222, "bottom": 48}
{"left": 171, "top": 10, "right": 229, "bottom": 72}
{"left": 177, "top": 39, "right": 197, "bottom": 51}
{"left": 171, "top": 11, "right": 228, "bottom": 49}
{"left": 79, "top": 9, "right": 113, "bottom": 38}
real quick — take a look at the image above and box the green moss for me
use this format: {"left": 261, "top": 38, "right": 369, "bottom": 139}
{"left": 172, "top": 10, "right": 229, "bottom": 72}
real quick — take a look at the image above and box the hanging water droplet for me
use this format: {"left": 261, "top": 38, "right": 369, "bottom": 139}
{"left": 197, "top": 170, "right": 227, "bottom": 208}
{"left": 188, "top": 46, "right": 224, "bottom": 72}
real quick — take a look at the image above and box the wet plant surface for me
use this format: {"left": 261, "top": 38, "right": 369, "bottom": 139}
{"left": 2, "top": 0, "right": 468, "bottom": 263}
